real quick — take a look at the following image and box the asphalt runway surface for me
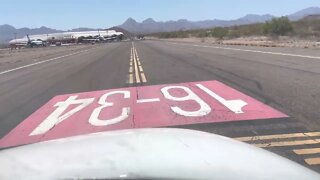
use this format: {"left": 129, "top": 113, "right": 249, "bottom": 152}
{"left": 1, "top": 40, "right": 320, "bottom": 172}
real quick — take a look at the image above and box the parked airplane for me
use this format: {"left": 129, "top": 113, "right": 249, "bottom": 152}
{"left": 26, "top": 35, "right": 46, "bottom": 48}
{"left": 9, "top": 30, "right": 124, "bottom": 48}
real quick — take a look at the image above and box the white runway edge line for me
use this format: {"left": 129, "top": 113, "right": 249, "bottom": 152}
{"left": 0, "top": 48, "right": 93, "bottom": 75}
{"left": 168, "top": 42, "right": 320, "bottom": 60}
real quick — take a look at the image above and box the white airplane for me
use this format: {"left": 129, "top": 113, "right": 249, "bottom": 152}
{"left": 9, "top": 30, "right": 124, "bottom": 48}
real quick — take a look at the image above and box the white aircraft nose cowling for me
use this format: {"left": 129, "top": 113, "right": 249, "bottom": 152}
{"left": 0, "top": 128, "right": 319, "bottom": 180}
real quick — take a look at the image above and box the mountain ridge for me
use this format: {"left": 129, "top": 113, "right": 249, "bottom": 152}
{"left": 118, "top": 7, "right": 320, "bottom": 34}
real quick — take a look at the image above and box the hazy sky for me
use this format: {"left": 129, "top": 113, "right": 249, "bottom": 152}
{"left": 0, "top": 0, "right": 319, "bottom": 30}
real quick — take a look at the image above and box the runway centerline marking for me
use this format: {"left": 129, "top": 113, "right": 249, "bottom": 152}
{"left": 127, "top": 42, "right": 147, "bottom": 84}
{"left": 132, "top": 43, "right": 141, "bottom": 83}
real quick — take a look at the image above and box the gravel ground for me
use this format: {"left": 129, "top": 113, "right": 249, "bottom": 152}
{"left": 0, "top": 44, "right": 99, "bottom": 72}
{"left": 149, "top": 36, "right": 320, "bottom": 48}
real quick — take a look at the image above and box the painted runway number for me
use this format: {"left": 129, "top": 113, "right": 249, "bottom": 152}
{"left": 30, "top": 83, "right": 245, "bottom": 136}
{"left": 30, "top": 96, "right": 94, "bottom": 136}
{"left": 0, "top": 80, "right": 287, "bottom": 148}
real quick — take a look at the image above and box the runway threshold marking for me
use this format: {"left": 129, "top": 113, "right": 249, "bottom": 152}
{"left": 167, "top": 42, "right": 320, "bottom": 60}
{"left": 0, "top": 48, "right": 94, "bottom": 75}
{"left": 127, "top": 42, "right": 147, "bottom": 84}
{"left": 235, "top": 132, "right": 320, "bottom": 166}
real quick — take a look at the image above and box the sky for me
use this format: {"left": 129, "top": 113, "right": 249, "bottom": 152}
{"left": 0, "top": 0, "right": 319, "bottom": 30}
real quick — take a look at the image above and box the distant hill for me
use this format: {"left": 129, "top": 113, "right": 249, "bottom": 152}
{"left": 0, "top": 25, "right": 62, "bottom": 44}
{"left": 288, "top": 7, "right": 320, "bottom": 21}
{"left": 67, "top": 27, "right": 98, "bottom": 32}
{"left": 118, "top": 7, "right": 320, "bottom": 34}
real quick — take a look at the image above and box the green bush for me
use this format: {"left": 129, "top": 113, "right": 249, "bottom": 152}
{"left": 196, "top": 31, "right": 210, "bottom": 38}
{"left": 211, "top": 27, "right": 228, "bottom": 39}
{"left": 263, "top": 17, "right": 293, "bottom": 36}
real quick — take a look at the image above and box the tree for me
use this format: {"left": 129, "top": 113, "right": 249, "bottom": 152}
{"left": 211, "top": 27, "right": 228, "bottom": 39}
{"left": 263, "top": 16, "right": 293, "bottom": 36}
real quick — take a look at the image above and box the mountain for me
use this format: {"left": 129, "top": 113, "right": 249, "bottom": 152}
{"left": 0, "top": 25, "right": 62, "bottom": 44}
{"left": 67, "top": 27, "right": 98, "bottom": 32}
{"left": 118, "top": 14, "right": 275, "bottom": 34}
{"left": 288, "top": 7, "right": 320, "bottom": 21}
{"left": 236, "top": 14, "right": 274, "bottom": 24}
{"left": 0, "top": 24, "right": 16, "bottom": 43}
{"left": 119, "top": 18, "right": 141, "bottom": 33}
{"left": 118, "top": 7, "right": 320, "bottom": 34}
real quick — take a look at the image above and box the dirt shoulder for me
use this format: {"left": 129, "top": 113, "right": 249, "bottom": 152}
{"left": 0, "top": 44, "right": 98, "bottom": 72}
{"left": 148, "top": 36, "right": 320, "bottom": 49}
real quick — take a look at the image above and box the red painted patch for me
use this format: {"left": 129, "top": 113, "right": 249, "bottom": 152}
{"left": 0, "top": 80, "right": 287, "bottom": 148}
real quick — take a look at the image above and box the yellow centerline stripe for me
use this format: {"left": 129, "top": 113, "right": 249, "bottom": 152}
{"left": 133, "top": 45, "right": 141, "bottom": 83}
{"left": 134, "top": 49, "right": 139, "bottom": 57}
{"left": 293, "top": 148, "right": 320, "bottom": 155}
{"left": 251, "top": 139, "right": 320, "bottom": 148}
{"left": 126, "top": 47, "right": 134, "bottom": 84}
{"left": 129, "top": 41, "right": 147, "bottom": 84}
{"left": 139, "top": 66, "right": 144, "bottom": 72}
{"left": 235, "top": 132, "right": 320, "bottom": 142}
{"left": 304, "top": 158, "right": 320, "bottom": 165}
{"left": 141, "top": 73, "right": 147, "bottom": 83}
{"left": 128, "top": 74, "right": 133, "bottom": 84}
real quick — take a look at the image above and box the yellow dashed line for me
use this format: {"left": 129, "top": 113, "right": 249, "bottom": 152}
{"left": 305, "top": 158, "right": 320, "bottom": 165}
{"left": 293, "top": 148, "right": 320, "bottom": 155}
{"left": 139, "top": 66, "right": 143, "bottom": 72}
{"left": 252, "top": 139, "right": 320, "bottom": 148}
{"left": 133, "top": 45, "right": 141, "bottom": 83}
{"left": 235, "top": 132, "right": 320, "bottom": 166}
{"left": 127, "top": 42, "right": 148, "bottom": 84}
{"left": 141, "top": 73, "right": 147, "bottom": 83}
{"left": 128, "top": 74, "right": 133, "bottom": 84}
{"left": 235, "top": 132, "right": 320, "bottom": 142}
